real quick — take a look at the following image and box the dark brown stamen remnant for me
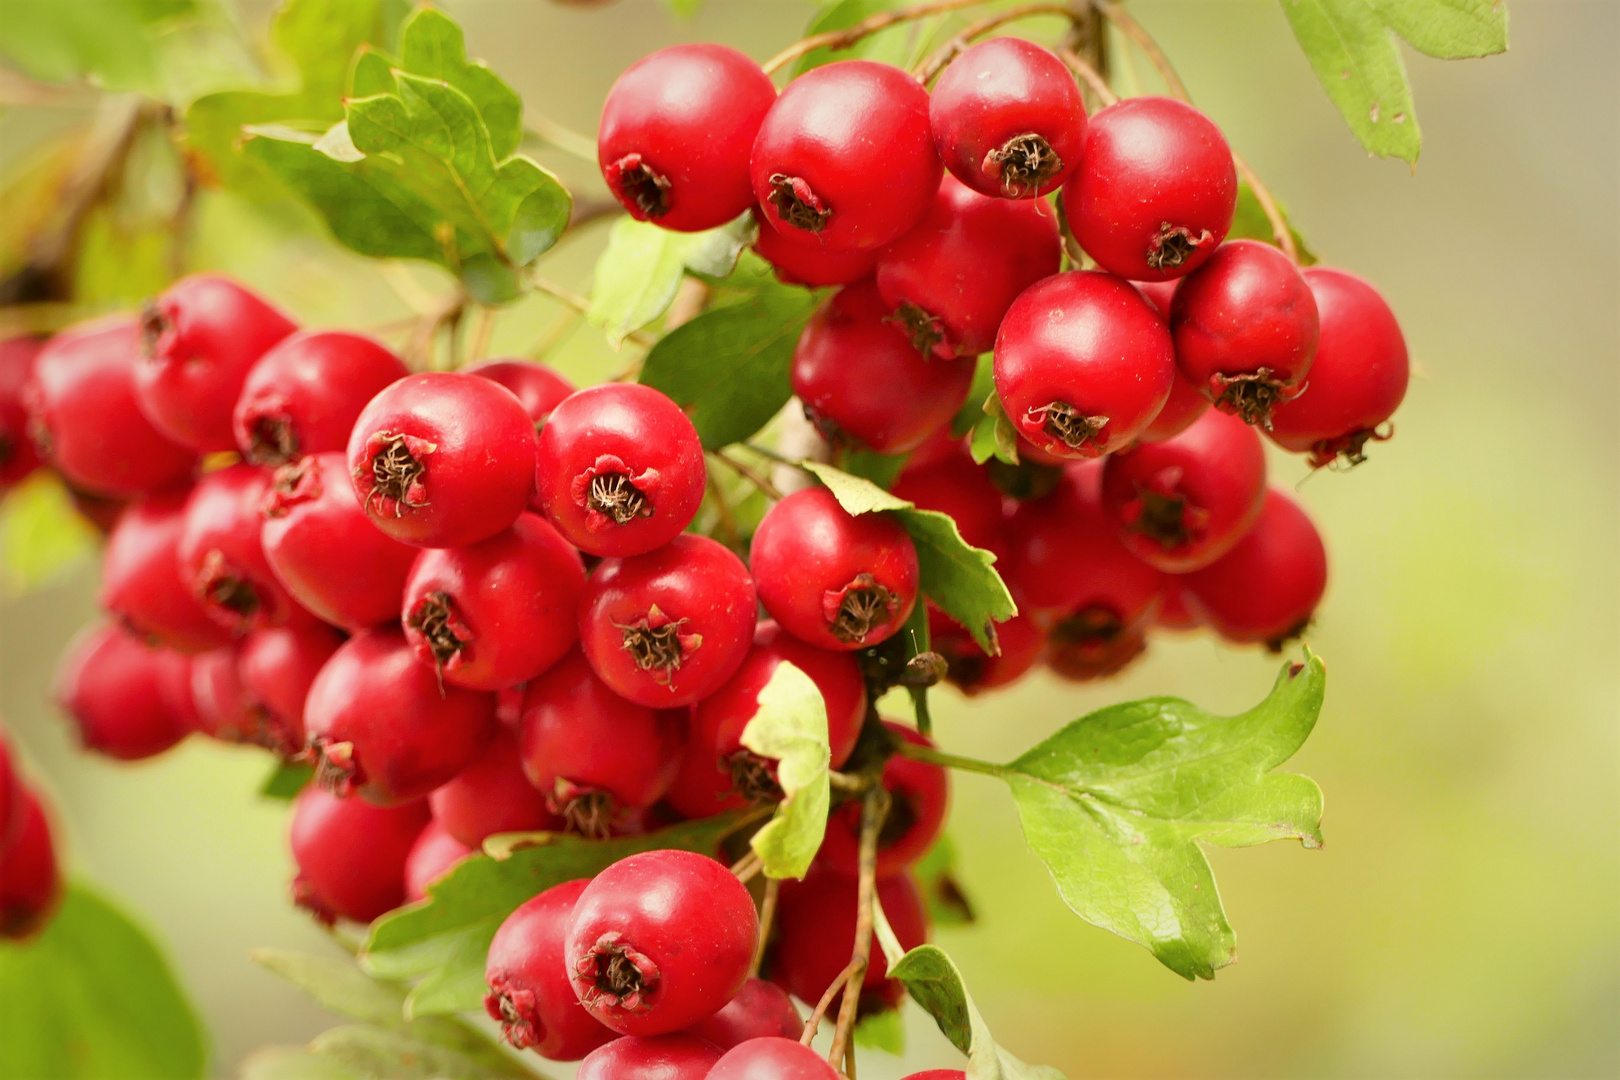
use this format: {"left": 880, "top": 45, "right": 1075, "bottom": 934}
{"left": 1309, "top": 423, "right": 1392, "bottom": 471}
{"left": 573, "top": 932, "right": 659, "bottom": 1013}
{"left": 1212, "top": 370, "right": 1287, "bottom": 429}
{"left": 369, "top": 436, "right": 428, "bottom": 514}
{"left": 801, "top": 404, "right": 846, "bottom": 449}
{"left": 984, "top": 132, "right": 1062, "bottom": 197}
{"left": 886, "top": 301, "right": 949, "bottom": 357}
{"left": 828, "top": 573, "right": 897, "bottom": 645}
{"left": 1129, "top": 488, "right": 1191, "bottom": 548}
{"left": 0, "top": 434, "right": 13, "bottom": 468}
{"left": 1046, "top": 604, "right": 1147, "bottom": 681}
{"left": 553, "top": 784, "right": 617, "bottom": 840}
{"left": 137, "top": 301, "right": 168, "bottom": 358}
{"left": 767, "top": 174, "right": 832, "bottom": 234}
{"left": 200, "top": 550, "right": 261, "bottom": 620}
{"left": 1145, "top": 222, "right": 1214, "bottom": 272}
{"left": 1028, "top": 401, "right": 1108, "bottom": 451}
{"left": 249, "top": 415, "right": 299, "bottom": 466}
{"left": 617, "top": 608, "right": 697, "bottom": 685}
{"left": 306, "top": 736, "right": 360, "bottom": 798}
{"left": 407, "top": 591, "right": 465, "bottom": 667}
{"left": 726, "top": 750, "right": 784, "bottom": 804}
{"left": 587, "top": 472, "right": 652, "bottom": 526}
{"left": 610, "top": 153, "right": 672, "bottom": 218}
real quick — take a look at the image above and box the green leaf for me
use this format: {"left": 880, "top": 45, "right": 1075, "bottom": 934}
{"left": 951, "top": 354, "right": 996, "bottom": 438}
{"left": 260, "top": 760, "right": 313, "bottom": 801}
{"left": 742, "top": 663, "right": 831, "bottom": 879}
{"left": 305, "top": 1025, "right": 534, "bottom": 1079}
{"left": 802, "top": 461, "right": 911, "bottom": 514}
{"left": 252, "top": 949, "right": 409, "bottom": 1027}
{"left": 588, "top": 215, "right": 754, "bottom": 347}
{"left": 969, "top": 393, "right": 1018, "bottom": 466}
{"left": 1228, "top": 181, "right": 1318, "bottom": 266}
{"left": 915, "top": 835, "right": 976, "bottom": 927}
{"left": 394, "top": 7, "right": 522, "bottom": 158}
{"left": 0, "top": 0, "right": 197, "bottom": 96}
{"left": 1367, "top": 0, "right": 1508, "bottom": 58}
{"left": 854, "top": 1006, "right": 906, "bottom": 1054}
{"left": 0, "top": 472, "right": 99, "bottom": 596}
{"left": 1005, "top": 651, "right": 1327, "bottom": 980}
{"left": 240, "top": 1045, "right": 361, "bottom": 1080}
{"left": 796, "top": 0, "right": 933, "bottom": 73}
{"left": 1280, "top": 0, "right": 1422, "bottom": 163}
{"left": 0, "top": 885, "right": 206, "bottom": 1080}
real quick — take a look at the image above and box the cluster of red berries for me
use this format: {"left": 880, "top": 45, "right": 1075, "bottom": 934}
{"left": 0, "top": 727, "right": 61, "bottom": 939}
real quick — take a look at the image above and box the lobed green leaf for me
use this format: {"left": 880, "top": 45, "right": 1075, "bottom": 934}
{"left": 1280, "top": 0, "right": 1422, "bottom": 163}
{"left": 1368, "top": 0, "right": 1508, "bottom": 59}
{"left": 0, "top": 472, "right": 100, "bottom": 597}
{"left": 588, "top": 215, "right": 755, "bottom": 347}
{"left": 742, "top": 662, "right": 832, "bottom": 879}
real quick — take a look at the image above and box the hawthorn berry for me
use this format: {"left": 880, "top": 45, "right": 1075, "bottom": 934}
{"left": 685, "top": 977, "right": 802, "bottom": 1047}
{"left": 100, "top": 489, "right": 233, "bottom": 654}
{"left": 302, "top": 629, "right": 496, "bottom": 805}
{"left": 929, "top": 608, "right": 1045, "bottom": 695}
{"left": 576, "top": 1034, "right": 725, "bottom": 1079}
{"left": 0, "top": 336, "right": 44, "bottom": 492}
{"left": 135, "top": 274, "right": 297, "bottom": 452}
{"left": 0, "top": 731, "right": 22, "bottom": 858}
{"left": 464, "top": 358, "right": 575, "bottom": 430}
{"left": 904, "top": 1072, "right": 968, "bottom": 1080}
{"left": 287, "top": 785, "right": 428, "bottom": 925}
{"left": 564, "top": 848, "right": 758, "bottom": 1036}
{"left": 178, "top": 463, "right": 300, "bottom": 632}
{"left": 752, "top": 212, "right": 879, "bottom": 287}
{"left": 403, "top": 820, "right": 473, "bottom": 903}
{"left": 517, "top": 651, "right": 684, "bottom": 836}
{"left": 27, "top": 317, "right": 196, "bottom": 498}
{"left": 233, "top": 330, "right": 406, "bottom": 466}
{"left": 1062, "top": 96, "right": 1237, "bottom": 281}
{"left": 1181, "top": 487, "right": 1327, "bottom": 648}
{"left": 237, "top": 619, "right": 345, "bottom": 758}
{"left": 1138, "top": 367, "right": 1212, "bottom": 444}
{"left": 751, "top": 487, "right": 920, "bottom": 651}
{"left": 751, "top": 60, "right": 942, "bottom": 252}
{"left": 1171, "top": 239, "right": 1320, "bottom": 425}
{"left": 260, "top": 452, "right": 420, "bottom": 631}
{"left": 349, "top": 372, "right": 538, "bottom": 548}
{"left": 579, "top": 534, "right": 756, "bottom": 708}
{"left": 770, "top": 867, "right": 928, "bottom": 1017}
{"left": 54, "top": 624, "right": 191, "bottom": 760}
{"left": 1100, "top": 408, "right": 1267, "bottom": 573}
{"left": 534, "top": 383, "right": 706, "bottom": 558}
{"left": 792, "top": 281, "right": 977, "bottom": 454}
{"left": 821, "top": 722, "right": 948, "bottom": 876}
{"left": 709, "top": 1037, "right": 842, "bottom": 1080}
{"left": 892, "top": 446, "right": 1005, "bottom": 551}
{"left": 188, "top": 644, "right": 250, "bottom": 743}
{"left": 0, "top": 788, "right": 61, "bottom": 940}
{"left": 1157, "top": 574, "right": 1200, "bottom": 631}
{"left": 876, "top": 174, "right": 1062, "bottom": 358}
{"left": 993, "top": 272, "right": 1176, "bottom": 458}
{"left": 599, "top": 44, "right": 777, "bottom": 232}
{"left": 429, "top": 727, "right": 560, "bottom": 848}
{"left": 1267, "top": 266, "right": 1409, "bottom": 468}
{"left": 403, "top": 513, "right": 585, "bottom": 692}
{"left": 486, "top": 878, "right": 616, "bottom": 1060}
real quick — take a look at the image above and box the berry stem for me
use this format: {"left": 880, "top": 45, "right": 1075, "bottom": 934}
{"left": 1057, "top": 47, "right": 1118, "bottom": 106}
{"left": 762, "top": 0, "right": 997, "bottom": 75}
{"left": 913, "top": 2, "right": 1080, "bottom": 84}
{"left": 799, "top": 956, "right": 863, "bottom": 1048}
{"left": 827, "top": 784, "right": 890, "bottom": 1071}
{"left": 708, "top": 449, "right": 785, "bottom": 501}
{"left": 524, "top": 114, "right": 597, "bottom": 164}
{"left": 894, "top": 740, "right": 1011, "bottom": 779}
{"left": 1232, "top": 152, "right": 1301, "bottom": 263}
{"left": 731, "top": 849, "right": 764, "bottom": 883}
{"left": 751, "top": 877, "right": 780, "bottom": 979}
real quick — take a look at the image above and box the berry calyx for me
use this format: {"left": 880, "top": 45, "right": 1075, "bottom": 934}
{"left": 287, "top": 785, "right": 428, "bottom": 925}
{"left": 485, "top": 878, "right": 615, "bottom": 1060}
{"left": 232, "top": 330, "right": 407, "bottom": 466}
{"left": 929, "top": 608, "right": 1045, "bottom": 695}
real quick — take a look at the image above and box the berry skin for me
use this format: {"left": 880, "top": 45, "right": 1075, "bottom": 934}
{"left": 1062, "top": 96, "right": 1238, "bottom": 281}
{"left": 464, "top": 359, "right": 575, "bottom": 430}
{"left": 1100, "top": 407, "right": 1268, "bottom": 573}
{"left": 349, "top": 372, "right": 538, "bottom": 548}
{"left": 564, "top": 848, "right": 758, "bottom": 1036}
{"left": 100, "top": 489, "right": 233, "bottom": 654}
{"left": 929, "top": 608, "right": 1045, "bottom": 695}
{"left": 1181, "top": 487, "right": 1327, "bottom": 648}
{"left": 134, "top": 274, "right": 297, "bottom": 452}
{"left": 684, "top": 977, "right": 802, "bottom": 1047}
{"left": 302, "top": 629, "right": 496, "bottom": 806}
{"left": 929, "top": 37, "right": 1087, "bottom": 199}
{"left": 821, "top": 722, "right": 948, "bottom": 876}
{"left": 751, "top": 60, "right": 943, "bottom": 252}
{"left": 709, "top": 1037, "right": 842, "bottom": 1080}
{"left": 0, "top": 336, "right": 44, "bottom": 491}
{"left": 599, "top": 44, "right": 777, "bottom": 232}
{"left": 752, "top": 212, "right": 879, "bottom": 287}
{"left": 579, "top": 534, "right": 756, "bottom": 708}
{"left": 793, "top": 282, "right": 977, "bottom": 454}
{"left": 771, "top": 868, "right": 928, "bottom": 1017}
{"left": 518, "top": 651, "right": 684, "bottom": 837}
{"left": 993, "top": 272, "right": 1177, "bottom": 459}
{"left": 429, "top": 727, "right": 560, "bottom": 848}
{"left": 1157, "top": 574, "right": 1201, "bottom": 631}
{"left": 751, "top": 487, "right": 921, "bottom": 651}
{"left": 1138, "top": 367, "right": 1212, "bottom": 444}
{"left": 876, "top": 175, "right": 1062, "bottom": 358}
{"left": 403, "top": 513, "right": 585, "bottom": 692}
{"left": 1171, "top": 239, "right": 1320, "bottom": 425}
{"left": 55, "top": 624, "right": 191, "bottom": 760}
{"left": 0, "top": 788, "right": 62, "bottom": 940}
{"left": 534, "top": 383, "right": 706, "bottom": 558}
{"left": 0, "top": 730, "right": 23, "bottom": 858}
{"left": 486, "top": 879, "right": 616, "bottom": 1060}
{"left": 188, "top": 645, "right": 250, "bottom": 743}
{"left": 892, "top": 447, "right": 1005, "bottom": 551}
{"left": 27, "top": 318, "right": 196, "bottom": 498}
{"left": 178, "top": 463, "right": 300, "bottom": 632}
{"left": 403, "top": 820, "right": 473, "bottom": 903}
{"left": 1267, "top": 267, "right": 1410, "bottom": 468}
{"left": 287, "top": 785, "right": 429, "bottom": 925}
{"left": 261, "top": 452, "right": 420, "bottom": 631}
{"left": 904, "top": 1073, "right": 968, "bottom": 1080}
{"left": 238, "top": 619, "right": 344, "bottom": 758}
{"left": 233, "top": 330, "right": 406, "bottom": 466}
{"left": 576, "top": 1034, "right": 725, "bottom": 1079}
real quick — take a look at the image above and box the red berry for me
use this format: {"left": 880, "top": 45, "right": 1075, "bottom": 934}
{"left": 1137, "top": 367, "right": 1211, "bottom": 444}
{"left": 429, "top": 727, "right": 559, "bottom": 848}
{"left": 486, "top": 878, "right": 617, "bottom": 1060}
{"left": 599, "top": 44, "right": 777, "bottom": 232}
{"left": 189, "top": 644, "right": 249, "bottom": 742}
{"left": 349, "top": 372, "right": 538, "bottom": 548}
{"left": 1100, "top": 408, "right": 1267, "bottom": 573}
{"left": 994, "top": 271, "right": 1176, "bottom": 459}
{"left": 892, "top": 447, "right": 1004, "bottom": 552}
{"left": 0, "top": 788, "right": 62, "bottom": 939}
{"left": 1171, "top": 239, "right": 1320, "bottom": 425}
{"left": 303, "top": 629, "right": 496, "bottom": 805}
{"left": 0, "top": 730, "right": 23, "bottom": 858}
{"left": 1267, "top": 267, "right": 1409, "bottom": 468}
{"left": 135, "top": 274, "right": 297, "bottom": 452}
{"left": 233, "top": 330, "right": 406, "bottom": 466}
{"left": 1181, "top": 487, "right": 1327, "bottom": 648}
{"left": 535, "top": 383, "right": 706, "bottom": 558}
{"left": 928, "top": 608, "right": 1045, "bottom": 695}
{"left": 464, "top": 358, "right": 575, "bottom": 430}
{"left": 403, "top": 513, "right": 585, "bottom": 692}
{"left": 793, "top": 282, "right": 976, "bottom": 454}
{"left": 579, "top": 534, "right": 756, "bottom": 708}
{"left": 576, "top": 1034, "right": 725, "bottom": 1079}
{"left": 1062, "top": 96, "right": 1238, "bottom": 281}
{"left": 238, "top": 619, "right": 344, "bottom": 758}
{"left": 287, "top": 785, "right": 428, "bottom": 924}
{"left": 0, "top": 336, "right": 44, "bottom": 491}
{"left": 564, "top": 848, "right": 758, "bottom": 1036}
{"left": 55, "top": 623, "right": 191, "bottom": 760}
{"left": 261, "top": 452, "right": 420, "bottom": 631}
{"left": 100, "top": 489, "right": 232, "bottom": 654}
{"left": 821, "top": 722, "right": 948, "bottom": 876}
{"left": 751, "top": 60, "right": 942, "bottom": 252}
{"left": 1157, "top": 574, "right": 1200, "bottom": 631}
{"left": 770, "top": 867, "right": 927, "bottom": 1017}
{"left": 178, "top": 463, "right": 300, "bottom": 633}
{"left": 403, "top": 820, "right": 473, "bottom": 903}
{"left": 876, "top": 175, "right": 1061, "bottom": 358}
{"left": 709, "top": 1037, "right": 841, "bottom": 1080}
{"left": 27, "top": 318, "right": 196, "bottom": 497}
{"left": 904, "top": 1072, "right": 967, "bottom": 1080}
{"left": 752, "top": 487, "right": 920, "bottom": 651}
{"left": 930, "top": 37, "right": 1087, "bottom": 199}
{"left": 752, "top": 212, "right": 878, "bottom": 287}
{"left": 684, "top": 977, "right": 802, "bottom": 1047}
{"left": 518, "top": 651, "right": 684, "bottom": 836}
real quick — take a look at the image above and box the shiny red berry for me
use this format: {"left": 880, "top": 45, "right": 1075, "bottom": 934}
{"left": 576, "top": 1034, "right": 725, "bottom": 1079}
{"left": 287, "top": 785, "right": 428, "bottom": 924}
{"left": 100, "top": 489, "right": 232, "bottom": 654}
{"left": 1181, "top": 487, "right": 1327, "bottom": 648}
{"left": 994, "top": 271, "right": 1176, "bottom": 458}
{"left": 1267, "top": 267, "right": 1409, "bottom": 468}
{"left": 0, "top": 730, "right": 23, "bottom": 859}
{"left": 1137, "top": 366, "right": 1211, "bottom": 444}
{"left": 565, "top": 848, "right": 758, "bottom": 1036}
{"left": 135, "top": 274, "right": 297, "bottom": 452}
{"left": 876, "top": 175, "right": 1062, "bottom": 358}
{"left": 892, "top": 446, "right": 1004, "bottom": 551}
{"left": 821, "top": 722, "right": 947, "bottom": 875}
{"left": 55, "top": 623, "right": 191, "bottom": 760}
{"left": 238, "top": 618, "right": 344, "bottom": 758}
{"left": 793, "top": 282, "right": 976, "bottom": 454}
{"left": 930, "top": 37, "right": 1087, "bottom": 199}
{"left": 178, "top": 463, "right": 300, "bottom": 632}
{"left": 929, "top": 608, "right": 1045, "bottom": 695}
{"left": 188, "top": 644, "right": 249, "bottom": 743}
{"left": 233, "top": 330, "right": 406, "bottom": 466}
{"left": 486, "top": 878, "right": 616, "bottom": 1060}
{"left": 535, "top": 383, "right": 706, "bottom": 558}
{"left": 600, "top": 44, "right": 777, "bottom": 232}
{"left": 1157, "top": 573, "right": 1200, "bottom": 631}
{"left": 710, "top": 1037, "right": 842, "bottom": 1080}
{"left": 752, "top": 211, "right": 878, "bottom": 287}
{"left": 685, "top": 977, "right": 802, "bottom": 1047}
{"left": 770, "top": 867, "right": 927, "bottom": 1017}
{"left": 0, "top": 336, "right": 44, "bottom": 491}
{"left": 403, "top": 819, "right": 473, "bottom": 903}
{"left": 752, "top": 487, "right": 920, "bottom": 651}
{"left": 429, "top": 727, "right": 559, "bottom": 848}
{"left": 464, "top": 358, "right": 575, "bottom": 430}
{"left": 303, "top": 628, "right": 496, "bottom": 805}
{"left": 752, "top": 60, "right": 942, "bottom": 252}
{"left": 0, "top": 788, "right": 62, "bottom": 939}
{"left": 904, "top": 1072, "right": 968, "bottom": 1080}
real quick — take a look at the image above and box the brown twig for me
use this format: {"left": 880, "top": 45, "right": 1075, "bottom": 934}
{"left": 827, "top": 785, "right": 890, "bottom": 1070}
{"left": 709, "top": 450, "right": 785, "bottom": 502}
{"left": 1095, "top": 0, "right": 1189, "bottom": 100}
{"left": 467, "top": 304, "right": 497, "bottom": 363}
{"left": 800, "top": 957, "right": 864, "bottom": 1046}
{"left": 706, "top": 473, "right": 742, "bottom": 550}
{"left": 751, "top": 877, "right": 780, "bottom": 980}
{"left": 1232, "top": 152, "right": 1300, "bottom": 263}
{"left": 913, "top": 2, "right": 1079, "bottom": 84}
{"left": 762, "top": 0, "right": 994, "bottom": 75}
{"left": 1057, "top": 47, "right": 1118, "bottom": 106}
{"left": 567, "top": 196, "right": 622, "bottom": 232}
{"left": 665, "top": 277, "right": 711, "bottom": 331}
{"left": 731, "top": 850, "right": 764, "bottom": 883}
{"left": 405, "top": 287, "right": 467, "bottom": 372}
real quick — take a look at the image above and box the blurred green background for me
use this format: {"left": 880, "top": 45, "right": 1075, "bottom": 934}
{"left": 1, "top": 1, "right": 1615, "bottom": 1077}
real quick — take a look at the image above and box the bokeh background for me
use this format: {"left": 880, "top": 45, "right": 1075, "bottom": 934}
{"left": 1, "top": 1, "right": 1615, "bottom": 1077}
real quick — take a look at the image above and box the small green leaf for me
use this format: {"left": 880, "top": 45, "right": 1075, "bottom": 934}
{"left": 0, "top": 472, "right": 99, "bottom": 596}
{"left": 838, "top": 448, "right": 908, "bottom": 490}
{"left": 0, "top": 0, "right": 197, "bottom": 96}
{"left": 952, "top": 354, "right": 996, "bottom": 438}
{"left": 252, "top": 949, "right": 409, "bottom": 1027}
{"left": 1228, "top": 181, "right": 1318, "bottom": 266}
{"left": 240, "top": 1045, "right": 360, "bottom": 1080}
{"left": 1367, "top": 0, "right": 1508, "bottom": 58}
{"left": 969, "top": 393, "right": 1018, "bottom": 466}
{"left": 1280, "top": 0, "right": 1422, "bottom": 163}
{"left": 395, "top": 7, "right": 523, "bottom": 157}
{"left": 588, "top": 216, "right": 754, "bottom": 347}
{"left": 742, "top": 662, "right": 832, "bottom": 879}
{"left": 260, "top": 760, "right": 314, "bottom": 801}
{"left": 854, "top": 1007, "right": 906, "bottom": 1053}
{"left": 802, "top": 461, "right": 911, "bottom": 514}
{"left": 306, "top": 1025, "right": 533, "bottom": 1079}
